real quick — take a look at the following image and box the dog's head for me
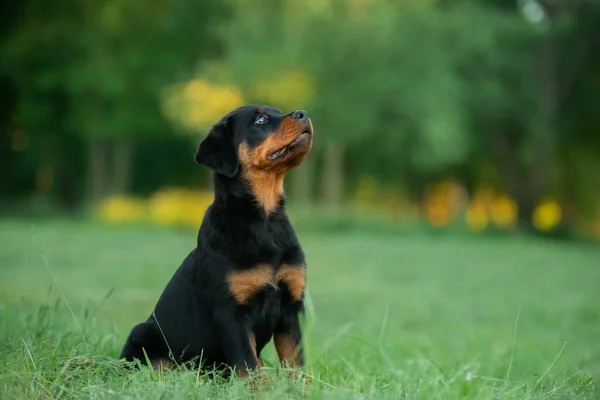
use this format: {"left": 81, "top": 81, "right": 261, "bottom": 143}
{"left": 195, "top": 105, "right": 314, "bottom": 213}
{"left": 195, "top": 105, "right": 313, "bottom": 177}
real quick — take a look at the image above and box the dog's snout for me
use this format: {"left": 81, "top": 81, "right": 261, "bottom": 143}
{"left": 292, "top": 110, "right": 308, "bottom": 122}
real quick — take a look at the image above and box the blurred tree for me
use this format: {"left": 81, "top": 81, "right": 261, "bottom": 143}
{"left": 216, "top": 0, "right": 402, "bottom": 207}
{"left": 1, "top": 0, "right": 86, "bottom": 211}
{"left": 2, "top": 0, "right": 599, "bottom": 237}
{"left": 458, "top": 0, "right": 600, "bottom": 228}
{"left": 298, "top": 0, "right": 474, "bottom": 206}
{"left": 2, "top": 0, "right": 230, "bottom": 207}
{"left": 67, "top": 0, "right": 229, "bottom": 202}
{"left": 196, "top": 0, "right": 320, "bottom": 204}
{"left": 217, "top": 0, "right": 507, "bottom": 208}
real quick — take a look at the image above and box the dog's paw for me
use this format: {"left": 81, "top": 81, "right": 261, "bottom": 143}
{"left": 244, "top": 370, "right": 269, "bottom": 392}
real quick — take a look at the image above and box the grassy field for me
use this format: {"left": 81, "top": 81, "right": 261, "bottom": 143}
{"left": 0, "top": 217, "right": 599, "bottom": 399}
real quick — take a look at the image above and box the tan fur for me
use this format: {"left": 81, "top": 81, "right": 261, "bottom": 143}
{"left": 239, "top": 332, "right": 268, "bottom": 387}
{"left": 248, "top": 332, "right": 259, "bottom": 363}
{"left": 274, "top": 334, "right": 301, "bottom": 367}
{"left": 276, "top": 266, "right": 306, "bottom": 302}
{"left": 151, "top": 358, "right": 175, "bottom": 372}
{"left": 227, "top": 264, "right": 276, "bottom": 304}
{"left": 227, "top": 264, "right": 306, "bottom": 304}
{"left": 239, "top": 145, "right": 285, "bottom": 215}
{"left": 238, "top": 116, "right": 312, "bottom": 215}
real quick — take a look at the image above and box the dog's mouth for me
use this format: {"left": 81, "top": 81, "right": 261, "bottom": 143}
{"left": 267, "top": 130, "right": 312, "bottom": 160}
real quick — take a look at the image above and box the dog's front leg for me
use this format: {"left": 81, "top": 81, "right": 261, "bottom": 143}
{"left": 274, "top": 305, "right": 304, "bottom": 369}
{"left": 275, "top": 264, "right": 306, "bottom": 370}
{"left": 214, "top": 310, "right": 262, "bottom": 379}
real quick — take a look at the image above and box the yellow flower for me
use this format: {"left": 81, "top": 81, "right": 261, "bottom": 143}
{"left": 147, "top": 190, "right": 181, "bottom": 226}
{"left": 146, "top": 187, "right": 214, "bottom": 228}
{"left": 97, "top": 196, "right": 146, "bottom": 224}
{"left": 490, "top": 195, "right": 518, "bottom": 229}
{"left": 421, "top": 180, "right": 466, "bottom": 228}
{"left": 425, "top": 201, "right": 452, "bottom": 227}
{"left": 532, "top": 198, "right": 562, "bottom": 231}
{"left": 466, "top": 202, "right": 489, "bottom": 232}
{"left": 163, "top": 79, "right": 245, "bottom": 133}
{"left": 179, "top": 190, "right": 213, "bottom": 229}
{"left": 95, "top": 188, "right": 215, "bottom": 229}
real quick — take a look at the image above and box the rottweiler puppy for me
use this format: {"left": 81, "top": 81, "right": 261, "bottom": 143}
{"left": 119, "top": 104, "right": 313, "bottom": 381}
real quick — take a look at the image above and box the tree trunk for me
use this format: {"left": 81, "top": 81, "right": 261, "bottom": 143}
{"left": 87, "top": 137, "right": 108, "bottom": 206}
{"left": 319, "top": 142, "right": 345, "bottom": 208}
{"left": 488, "top": 30, "right": 561, "bottom": 231}
{"left": 112, "top": 140, "right": 134, "bottom": 195}
{"left": 289, "top": 155, "right": 314, "bottom": 206}
{"left": 530, "top": 31, "right": 560, "bottom": 207}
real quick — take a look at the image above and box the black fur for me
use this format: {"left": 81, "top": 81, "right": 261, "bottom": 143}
{"left": 194, "top": 117, "right": 238, "bottom": 178}
{"left": 119, "top": 105, "right": 313, "bottom": 379}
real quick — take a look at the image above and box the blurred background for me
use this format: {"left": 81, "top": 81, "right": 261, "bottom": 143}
{"left": 1, "top": 0, "right": 599, "bottom": 240}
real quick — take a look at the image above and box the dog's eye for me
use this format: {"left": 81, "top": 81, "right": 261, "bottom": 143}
{"left": 255, "top": 115, "right": 268, "bottom": 125}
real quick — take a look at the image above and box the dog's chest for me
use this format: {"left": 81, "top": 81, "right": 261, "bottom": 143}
{"left": 226, "top": 264, "right": 306, "bottom": 305}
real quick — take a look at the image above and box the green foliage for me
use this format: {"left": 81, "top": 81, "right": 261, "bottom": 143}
{"left": 0, "top": 0, "right": 230, "bottom": 203}
{"left": 1, "top": 0, "right": 600, "bottom": 229}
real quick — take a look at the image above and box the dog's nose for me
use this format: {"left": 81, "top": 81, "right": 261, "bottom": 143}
{"left": 292, "top": 110, "right": 308, "bottom": 122}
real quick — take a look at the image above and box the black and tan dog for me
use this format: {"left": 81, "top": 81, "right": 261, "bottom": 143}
{"left": 119, "top": 105, "right": 313, "bottom": 381}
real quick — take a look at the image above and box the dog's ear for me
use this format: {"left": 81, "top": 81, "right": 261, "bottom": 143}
{"left": 194, "top": 117, "right": 239, "bottom": 177}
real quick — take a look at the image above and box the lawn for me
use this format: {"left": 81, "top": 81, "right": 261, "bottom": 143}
{"left": 0, "top": 217, "right": 599, "bottom": 399}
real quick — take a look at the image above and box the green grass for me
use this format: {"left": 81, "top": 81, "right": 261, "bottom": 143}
{"left": 0, "top": 217, "right": 599, "bottom": 399}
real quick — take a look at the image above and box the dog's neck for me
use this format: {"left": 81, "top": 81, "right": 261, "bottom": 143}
{"left": 212, "top": 171, "right": 286, "bottom": 218}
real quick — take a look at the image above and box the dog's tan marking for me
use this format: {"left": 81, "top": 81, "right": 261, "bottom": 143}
{"left": 247, "top": 333, "right": 264, "bottom": 367}
{"left": 238, "top": 115, "right": 312, "bottom": 215}
{"left": 248, "top": 331, "right": 259, "bottom": 363}
{"left": 238, "top": 143, "right": 285, "bottom": 215}
{"left": 277, "top": 265, "right": 306, "bottom": 302}
{"left": 274, "top": 333, "right": 302, "bottom": 368}
{"left": 151, "top": 358, "right": 175, "bottom": 372}
{"left": 227, "top": 264, "right": 276, "bottom": 304}
{"left": 238, "top": 332, "right": 268, "bottom": 387}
